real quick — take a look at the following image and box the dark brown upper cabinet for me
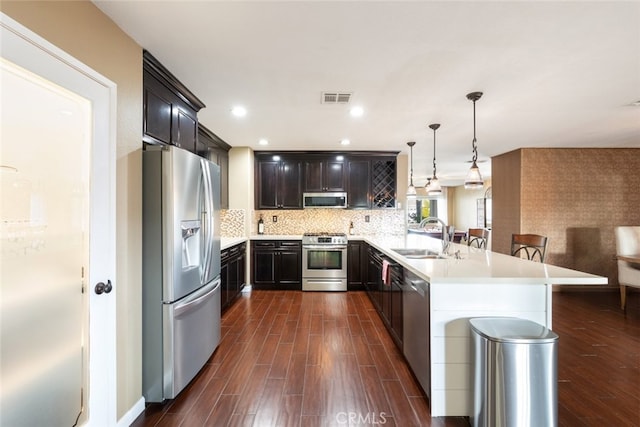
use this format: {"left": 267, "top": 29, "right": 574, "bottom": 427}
{"left": 143, "top": 50, "right": 205, "bottom": 153}
{"left": 371, "top": 156, "right": 397, "bottom": 209}
{"left": 347, "top": 158, "right": 371, "bottom": 209}
{"left": 347, "top": 155, "right": 397, "bottom": 209}
{"left": 304, "top": 156, "right": 346, "bottom": 192}
{"left": 255, "top": 154, "right": 302, "bottom": 209}
{"left": 198, "top": 124, "right": 231, "bottom": 209}
{"left": 255, "top": 151, "right": 397, "bottom": 210}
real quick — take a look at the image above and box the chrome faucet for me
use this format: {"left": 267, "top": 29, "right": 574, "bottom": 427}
{"left": 419, "top": 216, "right": 450, "bottom": 254}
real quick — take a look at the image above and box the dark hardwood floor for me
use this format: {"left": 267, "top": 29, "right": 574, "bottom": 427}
{"left": 132, "top": 290, "right": 640, "bottom": 427}
{"left": 553, "top": 290, "right": 640, "bottom": 426}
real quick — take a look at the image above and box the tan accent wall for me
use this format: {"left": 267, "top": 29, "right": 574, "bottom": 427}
{"left": 492, "top": 148, "right": 640, "bottom": 288}
{"left": 492, "top": 149, "right": 523, "bottom": 255}
{"left": 1, "top": 0, "right": 143, "bottom": 419}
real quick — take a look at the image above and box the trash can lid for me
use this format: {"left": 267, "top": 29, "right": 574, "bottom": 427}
{"left": 469, "top": 317, "right": 558, "bottom": 344}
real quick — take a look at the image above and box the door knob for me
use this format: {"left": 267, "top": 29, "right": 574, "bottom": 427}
{"left": 95, "top": 280, "right": 113, "bottom": 295}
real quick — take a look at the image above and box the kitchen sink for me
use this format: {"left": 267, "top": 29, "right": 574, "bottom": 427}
{"left": 390, "top": 248, "right": 444, "bottom": 259}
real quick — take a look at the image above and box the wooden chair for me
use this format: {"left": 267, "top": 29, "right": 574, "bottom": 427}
{"left": 511, "top": 234, "right": 548, "bottom": 262}
{"left": 467, "top": 228, "right": 489, "bottom": 249}
{"left": 614, "top": 226, "right": 640, "bottom": 310}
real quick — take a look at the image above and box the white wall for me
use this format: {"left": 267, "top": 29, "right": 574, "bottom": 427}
{"left": 450, "top": 180, "right": 492, "bottom": 246}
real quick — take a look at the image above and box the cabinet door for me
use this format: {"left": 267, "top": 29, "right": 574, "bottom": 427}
{"left": 325, "top": 160, "right": 346, "bottom": 191}
{"left": 217, "top": 152, "right": 229, "bottom": 209}
{"left": 143, "top": 79, "right": 172, "bottom": 145}
{"left": 347, "top": 241, "right": 366, "bottom": 290}
{"left": 229, "top": 256, "right": 239, "bottom": 297}
{"left": 199, "top": 126, "right": 230, "bottom": 209}
{"left": 220, "top": 250, "right": 230, "bottom": 308}
{"left": 279, "top": 159, "right": 302, "bottom": 209}
{"left": 278, "top": 250, "right": 301, "bottom": 287}
{"left": 252, "top": 248, "right": 277, "bottom": 286}
{"left": 371, "top": 158, "right": 396, "bottom": 208}
{"left": 277, "top": 241, "right": 301, "bottom": 287}
{"left": 304, "top": 159, "right": 346, "bottom": 192}
{"left": 390, "top": 270, "right": 403, "bottom": 349}
{"left": 381, "top": 278, "right": 391, "bottom": 327}
{"left": 348, "top": 160, "right": 371, "bottom": 209}
{"left": 304, "top": 160, "right": 324, "bottom": 192}
{"left": 367, "top": 247, "right": 382, "bottom": 311}
{"left": 174, "top": 107, "right": 197, "bottom": 152}
{"left": 237, "top": 251, "right": 246, "bottom": 292}
{"left": 257, "top": 161, "right": 279, "bottom": 209}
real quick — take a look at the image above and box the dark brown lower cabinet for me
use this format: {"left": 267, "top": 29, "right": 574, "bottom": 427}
{"left": 366, "top": 244, "right": 403, "bottom": 350}
{"left": 251, "top": 240, "right": 301, "bottom": 290}
{"left": 220, "top": 242, "right": 246, "bottom": 311}
{"left": 347, "top": 240, "right": 367, "bottom": 291}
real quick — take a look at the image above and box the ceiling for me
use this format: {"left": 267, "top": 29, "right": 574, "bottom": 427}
{"left": 94, "top": 1, "right": 640, "bottom": 186}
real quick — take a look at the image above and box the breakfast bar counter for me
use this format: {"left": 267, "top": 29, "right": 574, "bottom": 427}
{"left": 358, "top": 234, "right": 607, "bottom": 417}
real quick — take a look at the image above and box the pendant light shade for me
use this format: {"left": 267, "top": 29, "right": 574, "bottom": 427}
{"left": 464, "top": 91, "right": 484, "bottom": 190}
{"left": 426, "top": 123, "right": 442, "bottom": 196}
{"left": 406, "top": 141, "right": 417, "bottom": 197}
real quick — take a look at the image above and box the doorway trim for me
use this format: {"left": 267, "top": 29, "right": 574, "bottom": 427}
{"left": 1, "top": 12, "right": 118, "bottom": 425}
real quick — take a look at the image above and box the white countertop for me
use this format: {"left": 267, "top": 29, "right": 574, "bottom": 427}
{"left": 223, "top": 233, "right": 606, "bottom": 286}
{"left": 221, "top": 237, "right": 248, "bottom": 250}
{"left": 248, "top": 234, "right": 302, "bottom": 241}
{"left": 363, "top": 234, "right": 608, "bottom": 286}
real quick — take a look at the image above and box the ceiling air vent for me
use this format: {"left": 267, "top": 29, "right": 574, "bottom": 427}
{"left": 322, "top": 92, "right": 352, "bottom": 104}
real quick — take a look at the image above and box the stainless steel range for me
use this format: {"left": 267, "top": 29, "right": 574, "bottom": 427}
{"left": 302, "top": 232, "right": 348, "bottom": 291}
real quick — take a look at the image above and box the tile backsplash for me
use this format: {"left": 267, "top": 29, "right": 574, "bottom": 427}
{"left": 251, "top": 209, "right": 404, "bottom": 236}
{"left": 220, "top": 209, "right": 245, "bottom": 237}
{"left": 221, "top": 208, "right": 405, "bottom": 237}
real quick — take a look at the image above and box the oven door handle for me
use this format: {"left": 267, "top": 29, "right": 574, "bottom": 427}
{"left": 303, "top": 245, "right": 348, "bottom": 250}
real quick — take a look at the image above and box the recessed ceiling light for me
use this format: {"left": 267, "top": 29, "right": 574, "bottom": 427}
{"left": 350, "top": 106, "right": 364, "bottom": 117}
{"left": 231, "top": 106, "right": 247, "bottom": 117}
{"left": 340, "top": 139, "right": 351, "bottom": 146}
{"left": 258, "top": 138, "right": 269, "bottom": 145}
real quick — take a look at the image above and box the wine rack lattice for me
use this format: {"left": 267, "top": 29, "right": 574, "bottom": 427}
{"left": 372, "top": 160, "right": 396, "bottom": 208}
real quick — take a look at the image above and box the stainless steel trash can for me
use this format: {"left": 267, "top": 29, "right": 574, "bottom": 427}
{"left": 469, "top": 317, "right": 559, "bottom": 427}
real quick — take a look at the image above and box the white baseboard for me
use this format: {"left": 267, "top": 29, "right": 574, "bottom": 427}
{"left": 117, "top": 397, "right": 145, "bottom": 427}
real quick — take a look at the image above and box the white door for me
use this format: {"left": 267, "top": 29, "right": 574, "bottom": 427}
{"left": 0, "top": 14, "right": 116, "bottom": 426}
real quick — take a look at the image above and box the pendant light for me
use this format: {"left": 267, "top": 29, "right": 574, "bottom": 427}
{"left": 426, "top": 123, "right": 442, "bottom": 196}
{"left": 406, "top": 141, "right": 417, "bottom": 198}
{"left": 464, "top": 91, "right": 484, "bottom": 190}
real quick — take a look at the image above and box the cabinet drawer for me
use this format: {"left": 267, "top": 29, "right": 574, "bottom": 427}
{"left": 253, "top": 241, "right": 277, "bottom": 249}
{"left": 279, "top": 241, "right": 301, "bottom": 249}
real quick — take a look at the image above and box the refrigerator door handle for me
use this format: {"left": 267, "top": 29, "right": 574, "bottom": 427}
{"left": 200, "top": 159, "right": 212, "bottom": 285}
{"left": 205, "top": 161, "right": 215, "bottom": 283}
{"left": 173, "top": 279, "right": 220, "bottom": 317}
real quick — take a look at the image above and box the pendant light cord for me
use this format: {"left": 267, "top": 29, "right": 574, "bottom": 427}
{"left": 432, "top": 127, "right": 437, "bottom": 178}
{"left": 471, "top": 98, "right": 478, "bottom": 163}
{"left": 410, "top": 144, "right": 414, "bottom": 185}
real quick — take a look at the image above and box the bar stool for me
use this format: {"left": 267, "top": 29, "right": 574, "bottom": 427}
{"left": 511, "top": 234, "right": 548, "bottom": 262}
{"left": 467, "top": 228, "right": 489, "bottom": 249}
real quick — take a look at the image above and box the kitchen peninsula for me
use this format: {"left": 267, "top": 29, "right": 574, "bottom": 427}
{"left": 357, "top": 233, "right": 607, "bottom": 417}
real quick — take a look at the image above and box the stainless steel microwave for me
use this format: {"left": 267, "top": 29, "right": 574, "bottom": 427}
{"left": 303, "top": 192, "right": 348, "bottom": 209}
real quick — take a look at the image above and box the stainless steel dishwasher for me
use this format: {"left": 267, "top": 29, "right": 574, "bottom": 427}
{"left": 402, "top": 269, "right": 430, "bottom": 397}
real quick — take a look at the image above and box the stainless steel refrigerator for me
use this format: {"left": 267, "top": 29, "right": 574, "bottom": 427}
{"left": 142, "top": 145, "right": 221, "bottom": 402}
